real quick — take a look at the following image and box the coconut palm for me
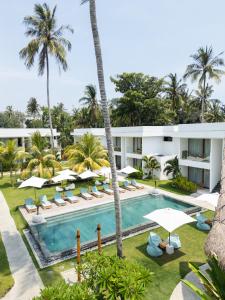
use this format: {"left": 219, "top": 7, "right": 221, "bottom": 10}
{"left": 142, "top": 155, "right": 160, "bottom": 179}
{"left": 64, "top": 133, "right": 110, "bottom": 173}
{"left": 184, "top": 46, "right": 225, "bottom": 122}
{"left": 163, "top": 156, "right": 181, "bottom": 179}
{"left": 19, "top": 3, "right": 73, "bottom": 150}
{"left": 205, "top": 99, "right": 224, "bottom": 123}
{"left": 27, "top": 97, "right": 40, "bottom": 118}
{"left": 81, "top": 0, "right": 123, "bottom": 257}
{"left": 24, "top": 131, "right": 61, "bottom": 178}
{"left": 79, "top": 84, "right": 100, "bottom": 127}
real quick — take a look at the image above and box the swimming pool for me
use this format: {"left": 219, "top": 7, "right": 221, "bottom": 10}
{"left": 30, "top": 194, "right": 196, "bottom": 260}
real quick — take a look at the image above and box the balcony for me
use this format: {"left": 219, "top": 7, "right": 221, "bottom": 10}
{"left": 181, "top": 150, "right": 210, "bottom": 162}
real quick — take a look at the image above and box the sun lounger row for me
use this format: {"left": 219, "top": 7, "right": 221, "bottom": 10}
{"left": 56, "top": 183, "right": 75, "bottom": 192}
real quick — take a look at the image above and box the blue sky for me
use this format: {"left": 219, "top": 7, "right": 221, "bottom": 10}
{"left": 0, "top": 0, "right": 225, "bottom": 111}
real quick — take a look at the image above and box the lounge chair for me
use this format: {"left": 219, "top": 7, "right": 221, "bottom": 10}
{"left": 196, "top": 213, "right": 211, "bottom": 231}
{"left": 56, "top": 186, "right": 64, "bottom": 192}
{"left": 166, "top": 234, "right": 181, "bottom": 249}
{"left": 119, "top": 187, "right": 126, "bottom": 193}
{"left": 146, "top": 232, "right": 163, "bottom": 257}
{"left": 123, "top": 180, "right": 136, "bottom": 191}
{"left": 65, "top": 183, "right": 75, "bottom": 191}
{"left": 54, "top": 193, "right": 66, "bottom": 206}
{"left": 40, "top": 195, "right": 52, "bottom": 209}
{"left": 65, "top": 191, "right": 79, "bottom": 203}
{"left": 91, "top": 186, "right": 104, "bottom": 198}
{"left": 25, "top": 198, "right": 37, "bottom": 213}
{"left": 131, "top": 179, "right": 144, "bottom": 189}
{"left": 103, "top": 184, "right": 113, "bottom": 195}
{"left": 95, "top": 180, "right": 102, "bottom": 186}
{"left": 80, "top": 188, "right": 93, "bottom": 200}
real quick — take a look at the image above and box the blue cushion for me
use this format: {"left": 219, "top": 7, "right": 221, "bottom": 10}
{"left": 25, "top": 198, "right": 33, "bottom": 205}
{"left": 146, "top": 244, "right": 163, "bottom": 257}
{"left": 54, "top": 193, "right": 61, "bottom": 200}
{"left": 66, "top": 191, "right": 73, "bottom": 197}
{"left": 197, "top": 222, "right": 210, "bottom": 231}
{"left": 148, "top": 232, "right": 162, "bottom": 247}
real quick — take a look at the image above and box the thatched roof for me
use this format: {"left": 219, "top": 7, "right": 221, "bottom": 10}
{"left": 205, "top": 142, "right": 225, "bottom": 270}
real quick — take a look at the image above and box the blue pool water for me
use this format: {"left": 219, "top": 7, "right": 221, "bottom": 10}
{"left": 31, "top": 194, "right": 193, "bottom": 257}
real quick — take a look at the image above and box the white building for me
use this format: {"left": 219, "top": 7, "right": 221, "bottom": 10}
{"left": 72, "top": 123, "right": 225, "bottom": 192}
{"left": 0, "top": 128, "right": 60, "bottom": 148}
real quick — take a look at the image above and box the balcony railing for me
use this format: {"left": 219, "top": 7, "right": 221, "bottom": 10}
{"left": 181, "top": 150, "right": 210, "bottom": 162}
{"left": 114, "top": 146, "right": 121, "bottom": 152}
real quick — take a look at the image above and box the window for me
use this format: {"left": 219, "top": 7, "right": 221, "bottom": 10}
{"left": 133, "top": 158, "right": 142, "bottom": 168}
{"left": 113, "top": 137, "right": 121, "bottom": 151}
{"left": 188, "top": 139, "right": 210, "bottom": 160}
{"left": 163, "top": 136, "right": 173, "bottom": 142}
{"left": 133, "top": 138, "right": 142, "bottom": 154}
{"left": 115, "top": 155, "right": 121, "bottom": 169}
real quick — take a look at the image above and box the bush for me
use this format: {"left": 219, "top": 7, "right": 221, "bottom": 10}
{"left": 172, "top": 176, "right": 197, "bottom": 193}
{"left": 129, "top": 166, "right": 143, "bottom": 179}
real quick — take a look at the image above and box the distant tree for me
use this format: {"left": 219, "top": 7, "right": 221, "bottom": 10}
{"left": 205, "top": 99, "right": 225, "bottom": 122}
{"left": 184, "top": 46, "right": 225, "bottom": 122}
{"left": 163, "top": 156, "right": 181, "bottom": 179}
{"left": 27, "top": 97, "right": 40, "bottom": 118}
{"left": 142, "top": 155, "right": 160, "bottom": 178}
{"left": 20, "top": 3, "right": 73, "bottom": 150}
{"left": 0, "top": 106, "right": 25, "bottom": 128}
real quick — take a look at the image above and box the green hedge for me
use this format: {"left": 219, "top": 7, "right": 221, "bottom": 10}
{"left": 172, "top": 176, "right": 197, "bottom": 193}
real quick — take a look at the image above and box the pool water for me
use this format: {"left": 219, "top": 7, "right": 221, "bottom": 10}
{"left": 31, "top": 194, "right": 193, "bottom": 257}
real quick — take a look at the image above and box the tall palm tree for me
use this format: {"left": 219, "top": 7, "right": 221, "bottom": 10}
{"left": 79, "top": 84, "right": 100, "bottom": 127}
{"left": 163, "top": 156, "right": 181, "bottom": 179}
{"left": 19, "top": 3, "right": 73, "bottom": 150}
{"left": 142, "top": 155, "right": 160, "bottom": 178}
{"left": 64, "top": 133, "right": 110, "bottom": 172}
{"left": 205, "top": 99, "right": 224, "bottom": 122}
{"left": 27, "top": 97, "right": 40, "bottom": 118}
{"left": 184, "top": 46, "right": 225, "bottom": 122}
{"left": 82, "top": 0, "right": 123, "bottom": 257}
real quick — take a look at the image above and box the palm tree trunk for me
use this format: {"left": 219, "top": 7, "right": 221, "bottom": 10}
{"left": 201, "top": 77, "right": 206, "bottom": 123}
{"left": 89, "top": 0, "right": 123, "bottom": 257}
{"left": 46, "top": 51, "right": 54, "bottom": 151}
{"left": 205, "top": 140, "right": 225, "bottom": 269}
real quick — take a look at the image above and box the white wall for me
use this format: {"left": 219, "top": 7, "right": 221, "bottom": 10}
{"left": 210, "top": 139, "right": 223, "bottom": 191}
{"left": 142, "top": 137, "right": 179, "bottom": 156}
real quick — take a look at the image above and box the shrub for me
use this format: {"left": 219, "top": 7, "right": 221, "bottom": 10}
{"left": 129, "top": 166, "right": 143, "bottom": 179}
{"left": 172, "top": 176, "right": 197, "bottom": 193}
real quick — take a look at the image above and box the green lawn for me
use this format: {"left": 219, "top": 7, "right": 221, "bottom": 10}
{"left": 0, "top": 175, "right": 213, "bottom": 300}
{"left": 0, "top": 234, "right": 14, "bottom": 298}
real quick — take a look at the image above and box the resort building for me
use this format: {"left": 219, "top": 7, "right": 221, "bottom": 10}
{"left": 72, "top": 123, "right": 225, "bottom": 192}
{"left": 0, "top": 128, "right": 60, "bottom": 148}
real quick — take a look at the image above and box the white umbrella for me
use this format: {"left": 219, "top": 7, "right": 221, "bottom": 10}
{"left": 194, "top": 193, "right": 219, "bottom": 211}
{"left": 18, "top": 176, "right": 48, "bottom": 201}
{"left": 79, "top": 170, "right": 99, "bottom": 179}
{"left": 96, "top": 167, "right": 111, "bottom": 176}
{"left": 119, "top": 165, "right": 138, "bottom": 175}
{"left": 144, "top": 208, "right": 195, "bottom": 244}
{"left": 52, "top": 174, "right": 75, "bottom": 183}
{"left": 56, "top": 169, "right": 78, "bottom": 176}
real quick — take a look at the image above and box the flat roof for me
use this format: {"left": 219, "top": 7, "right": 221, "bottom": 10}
{"left": 0, "top": 128, "right": 60, "bottom": 138}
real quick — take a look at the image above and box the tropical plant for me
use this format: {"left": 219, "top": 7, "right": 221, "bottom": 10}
{"left": 64, "top": 133, "right": 109, "bottom": 173}
{"left": 205, "top": 99, "right": 225, "bottom": 123}
{"left": 27, "top": 97, "right": 40, "bottom": 118}
{"left": 142, "top": 155, "right": 160, "bottom": 179}
{"left": 182, "top": 254, "right": 225, "bottom": 299}
{"left": 24, "top": 131, "right": 61, "bottom": 178}
{"left": 0, "top": 106, "right": 25, "bottom": 128}
{"left": 19, "top": 3, "right": 73, "bottom": 150}
{"left": 184, "top": 46, "right": 225, "bottom": 122}
{"left": 172, "top": 176, "right": 197, "bottom": 193}
{"left": 163, "top": 156, "right": 181, "bottom": 179}
{"left": 81, "top": 0, "right": 123, "bottom": 257}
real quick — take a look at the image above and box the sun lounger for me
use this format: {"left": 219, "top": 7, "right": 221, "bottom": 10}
{"left": 54, "top": 193, "right": 66, "bottom": 206}
{"left": 65, "top": 183, "right": 75, "bottom": 191}
{"left": 40, "top": 195, "right": 52, "bottom": 209}
{"left": 25, "top": 198, "right": 37, "bottom": 213}
{"left": 91, "top": 186, "right": 104, "bottom": 198}
{"left": 80, "top": 188, "right": 93, "bottom": 200}
{"left": 65, "top": 191, "right": 79, "bottom": 203}
{"left": 119, "top": 187, "right": 126, "bottom": 193}
{"left": 131, "top": 179, "right": 144, "bottom": 189}
{"left": 103, "top": 184, "right": 113, "bottom": 195}
{"left": 196, "top": 213, "right": 211, "bottom": 231}
{"left": 123, "top": 180, "right": 136, "bottom": 191}
{"left": 56, "top": 186, "right": 64, "bottom": 192}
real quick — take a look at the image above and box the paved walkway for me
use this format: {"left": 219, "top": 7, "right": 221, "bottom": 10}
{"left": 0, "top": 192, "right": 43, "bottom": 300}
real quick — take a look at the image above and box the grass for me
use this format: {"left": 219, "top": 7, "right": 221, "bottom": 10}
{"left": 0, "top": 175, "right": 213, "bottom": 299}
{"left": 0, "top": 234, "right": 14, "bottom": 297}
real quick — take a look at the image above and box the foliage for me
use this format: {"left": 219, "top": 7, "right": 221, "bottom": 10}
{"left": 79, "top": 252, "right": 153, "bottom": 300}
{"left": 129, "top": 166, "right": 143, "bottom": 179}
{"left": 27, "top": 97, "right": 40, "bottom": 118}
{"left": 64, "top": 133, "right": 109, "bottom": 172}
{"left": 172, "top": 176, "right": 197, "bottom": 193}
{"left": 163, "top": 156, "right": 181, "bottom": 179}
{"left": 0, "top": 106, "right": 25, "bottom": 128}
{"left": 142, "top": 155, "right": 160, "bottom": 179}
{"left": 182, "top": 254, "right": 225, "bottom": 299}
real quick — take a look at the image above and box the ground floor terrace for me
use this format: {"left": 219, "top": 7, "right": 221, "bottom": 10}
{"left": 0, "top": 175, "right": 214, "bottom": 299}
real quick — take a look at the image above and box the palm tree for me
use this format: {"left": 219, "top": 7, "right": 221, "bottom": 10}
{"left": 24, "top": 131, "right": 61, "bottom": 178}
{"left": 205, "top": 99, "right": 224, "bottom": 123}
{"left": 79, "top": 84, "right": 100, "bottom": 127}
{"left": 19, "top": 3, "right": 73, "bottom": 150}
{"left": 27, "top": 97, "right": 40, "bottom": 118}
{"left": 82, "top": 0, "right": 123, "bottom": 257}
{"left": 184, "top": 46, "right": 225, "bottom": 122}
{"left": 163, "top": 156, "right": 181, "bottom": 179}
{"left": 142, "top": 155, "right": 160, "bottom": 179}
{"left": 64, "top": 133, "right": 110, "bottom": 172}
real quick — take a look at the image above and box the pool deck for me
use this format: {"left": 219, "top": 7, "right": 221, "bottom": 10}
{"left": 19, "top": 184, "right": 201, "bottom": 225}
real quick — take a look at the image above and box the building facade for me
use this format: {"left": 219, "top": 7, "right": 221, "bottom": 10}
{"left": 72, "top": 123, "right": 225, "bottom": 192}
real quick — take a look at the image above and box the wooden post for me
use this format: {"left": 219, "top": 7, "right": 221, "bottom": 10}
{"left": 97, "top": 224, "right": 102, "bottom": 255}
{"left": 76, "top": 230, "right": 81, "bottom": 282}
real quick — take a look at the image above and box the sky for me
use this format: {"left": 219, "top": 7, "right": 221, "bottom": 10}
{"left": 0, "top": 0, "right": 225, "bottom": 112}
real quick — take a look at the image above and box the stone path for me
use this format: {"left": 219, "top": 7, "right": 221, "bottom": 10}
{"left": 0, "top": 192, "right": 43, "bottom": 300}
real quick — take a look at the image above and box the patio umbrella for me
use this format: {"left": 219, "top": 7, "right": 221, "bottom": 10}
{"left": 96, "top": 167, "right": 111, "bottom": 176}
{"left": 194, "top": 193, "right": 219, "bottom": 211}
{"left": 18, "top": 176, "right": 48, "bottom": 200}
{"left": 78, "top": 170, "right": 99, "bottom": 180}
{"left": 52, "top": 174, "right": 75, "bottom": 183}
{"left": 144, "top": 208, "right": 196, "bottom": 244}
{"left": 56, "top": 169, "right": 78, "bottom": 176}
{"left": 119, "top": 165, "right": 138, "bottom": 175}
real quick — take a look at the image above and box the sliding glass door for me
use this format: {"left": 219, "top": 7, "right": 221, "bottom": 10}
{"left": 188, "top": 167, "right": 210, "bottom": 188}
